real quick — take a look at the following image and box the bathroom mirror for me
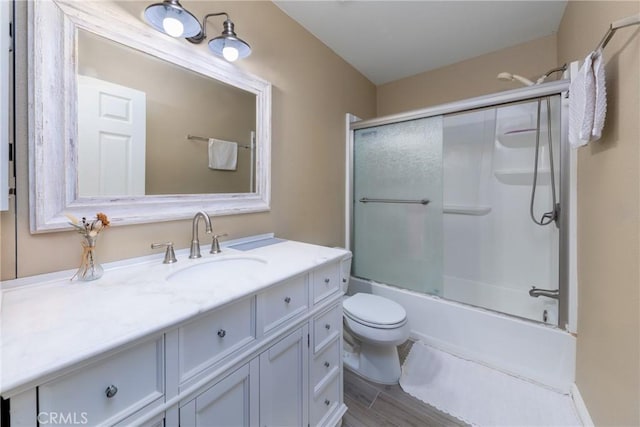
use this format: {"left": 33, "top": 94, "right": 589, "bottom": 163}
{"left": 77, "top": 29, "right": 258, "bottom": 197}
{"left": 28, "top": 0, "right": 271, "bottom": 232}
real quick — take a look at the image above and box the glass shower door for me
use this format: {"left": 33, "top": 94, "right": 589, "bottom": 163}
{"left": 352, "top": 116, "right": 443, "bottom": 295}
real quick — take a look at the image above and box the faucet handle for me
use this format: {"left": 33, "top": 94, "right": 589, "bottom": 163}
{"left": 151, "top": 242, "right": 178, "bottom": 264}
{"left": 210, "top": 233, "right": 228, "bottom": 254}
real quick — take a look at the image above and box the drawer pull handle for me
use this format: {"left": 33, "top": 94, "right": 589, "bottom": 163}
{"left": 324, "top": 278, "right": 330, "bottom": 284}
{"left": 217, "top": 329, "right": 227, "bottom": 338}
{"left": 105, "top": 385, "right": 118, "bottom": 398}
{"left": 324, "top": 361, "right": 330, "bottom": 368}
{"left": 325, "top": 323, "right": 331, "bottom": 330}
{"left": 324, "top": 399, "right": 331, "bottom": 406}
{"left": 284, "top": 296, "right": 291, "bottom": 304}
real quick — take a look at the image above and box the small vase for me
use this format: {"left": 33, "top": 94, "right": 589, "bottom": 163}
{"left": 75, "top": 235, "right": 104, "bottom": 281}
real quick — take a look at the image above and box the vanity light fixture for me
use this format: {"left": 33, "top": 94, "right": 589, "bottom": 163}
{"left": 143, "top": 0, "right": 201, "bottom": 38}
{"left": 187, "top": 13, "right": 251, "bottom": 62}
{"left": 143, "top": 2, "right": 251, "bottom": 62}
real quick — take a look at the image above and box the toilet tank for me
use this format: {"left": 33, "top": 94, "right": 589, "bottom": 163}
{"left": 340, "top": 253, "right": 352, "bottom": 293}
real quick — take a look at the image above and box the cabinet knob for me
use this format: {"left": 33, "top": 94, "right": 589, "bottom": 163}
{"left": 217, "top": 329, "right": 226, "bottom": 338}
{"left": 342, "top": 278, "right": 347, "bottom": 283}
{"left": 324, "top": 361, "right": 330, "bottom": 368}
{"left": 284, "top": 296, "right": 291, "bottom": 304}
{"left": 105, "top": 385, "right": 118, "bottom": 398}
{"left": 324, "top": 399, "right": 331, "bottom": 406}
{"left": 324, "top": 278, "right": 330, "bottom": 284}
{"left": 325, "top": 323, "right": 331, "bottom": 330}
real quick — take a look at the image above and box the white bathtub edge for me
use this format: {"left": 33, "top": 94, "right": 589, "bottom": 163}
{"left": 350, "top": 277, "right": 576, "bottom": 393}
{"left": 571, "top": 383, "right": 594, "bottom": 427}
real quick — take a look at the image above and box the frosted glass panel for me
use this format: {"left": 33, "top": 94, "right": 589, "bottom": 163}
{"left": 353, "top": 117, "right": 443, "bottom": 295}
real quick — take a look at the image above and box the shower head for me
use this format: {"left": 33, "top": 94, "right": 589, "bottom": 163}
{"left": 496, "top": 72, "right": 534, "bottom": 86}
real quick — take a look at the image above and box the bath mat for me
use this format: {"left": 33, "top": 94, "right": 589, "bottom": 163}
{"left": 399, "top": 342, "right": 581, "bottom": 426}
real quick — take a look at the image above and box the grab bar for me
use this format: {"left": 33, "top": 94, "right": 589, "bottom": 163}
{"left": 529, "top": 286, "right": 559, "bottom": 300}
{"left": 359, "top": 197, "right": 430, "bottom": 205}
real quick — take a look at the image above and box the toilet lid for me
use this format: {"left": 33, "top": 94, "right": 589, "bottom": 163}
{"left": 343, "top": 293, "right": 407, "bottom": 326}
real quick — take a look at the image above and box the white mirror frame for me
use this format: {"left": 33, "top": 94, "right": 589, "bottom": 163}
{"left": 28, "top": 0, "right": 271, "bottom": 233}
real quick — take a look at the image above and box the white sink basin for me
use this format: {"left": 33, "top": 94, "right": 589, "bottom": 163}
{"left": 167, "top": 256, "right": 267, "bottom": 285}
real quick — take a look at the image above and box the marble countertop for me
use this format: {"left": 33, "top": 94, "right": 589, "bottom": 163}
{"left": 0, "top": 238, "right": 350, "bottom": 396}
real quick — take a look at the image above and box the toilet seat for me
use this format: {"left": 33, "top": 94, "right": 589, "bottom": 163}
{"left": 343, "top": 293, "right": 407, "bottom": 329}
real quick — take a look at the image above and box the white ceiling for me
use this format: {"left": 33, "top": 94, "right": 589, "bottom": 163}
{"left": 274, "top": 1, "right": 567, "bottom": 85}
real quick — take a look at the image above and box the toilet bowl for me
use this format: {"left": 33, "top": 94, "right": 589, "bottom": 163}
{"left": 342, "top": 293, "right": 410, "bottom": 384}
{"left": 339, "top": 254, "right": 410, "bottom": 384}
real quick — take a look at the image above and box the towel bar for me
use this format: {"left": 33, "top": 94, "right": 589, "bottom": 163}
{"left": 595, "top": 13, "right": 640, "bottom": 51}
{"left": 187, "top": 134, "right": 252, "bottom": 150}
{"left": 359, "top": 197, "right": 430, "bottom": 205}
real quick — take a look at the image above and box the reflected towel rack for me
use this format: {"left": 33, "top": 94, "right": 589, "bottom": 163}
{"left": 595, "top": 13, "right": 640, "bottom": 51}
{"left": 187, "top": 134, "right": 252, "bottom": 150}
{"left": 359, "top": 197, "right": 430, "bottom": 205}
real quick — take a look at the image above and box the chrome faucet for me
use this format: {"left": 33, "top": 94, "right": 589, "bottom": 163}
{"left": 189, "top": 211, "right": 213, "bottom": 259}
{"left": 529, "top": 286, "right": 559, "bottom": 300}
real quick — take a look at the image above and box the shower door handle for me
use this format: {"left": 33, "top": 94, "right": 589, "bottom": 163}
{"left": 359, "top": 197, "right": 430, "bottom": 205}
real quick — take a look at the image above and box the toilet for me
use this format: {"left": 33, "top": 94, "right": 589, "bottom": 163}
{"left": 340, "top": 256, "right": 410, "bottom": 385}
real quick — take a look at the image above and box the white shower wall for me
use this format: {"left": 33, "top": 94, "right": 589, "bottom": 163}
{"left": 442, "top": 99, "right": 560, "bottom": 323}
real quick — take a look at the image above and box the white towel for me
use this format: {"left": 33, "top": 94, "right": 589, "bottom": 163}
{"left": 208, "top": 138, "right": 237, "bottom": 171}
{"left": 569, "top": 49, "right": 607, "bottom": 147}
{"left": 591, "top": 49, "right": 607, "bottom": 140}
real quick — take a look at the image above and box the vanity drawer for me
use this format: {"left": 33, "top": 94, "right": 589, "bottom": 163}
{"left": 310, "top": 372, "right": 340, "bottom": 427}
{"left": 179, "top": 296, "right": 256, "bottom": 383}
{"left": 313, "top": 304, "right": 342, "bottom": 353}
{"left": 312, "top": 262, "right": 340, "bottom": 304}
{"left": 38, "top": 338, "right": 164, "bottom": 427}
{"left": 311, "top": 337, "right": 340, "bottom": 388}
{"left": 259, "top": 274, "right": 308, "bottom": 334}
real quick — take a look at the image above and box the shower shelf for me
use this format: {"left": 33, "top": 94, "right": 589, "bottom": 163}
{"left": 443, "top": 205, "right": 492, "bottom": 216}
{"left": 494, "top": 169, "right": 550, "bottom": 185}
{"left": 497, "top": 128, "right": 546, "bottom": 148}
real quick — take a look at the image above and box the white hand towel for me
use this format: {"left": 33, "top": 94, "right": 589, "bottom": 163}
{"left": 591, "top": 49, "right": 607, "bottom": 140}
{"left": 569, "top": 51, "right": 596, "bottom": 147}
{"left": 208, "top": 138, "right": 238, "bottom": 171}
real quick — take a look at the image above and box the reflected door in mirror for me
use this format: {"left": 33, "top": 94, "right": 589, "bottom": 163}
{"left": 77, "top": 75, "right": 147, "bottom": 197}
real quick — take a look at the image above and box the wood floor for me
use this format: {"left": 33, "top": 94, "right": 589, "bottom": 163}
{"left": 342, "top": 341, "right": 467, "bottom": 427}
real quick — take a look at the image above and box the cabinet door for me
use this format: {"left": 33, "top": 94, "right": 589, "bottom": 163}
{"left": 259, "top": 326, "right": 309, "bottom": 427}
{"left": 180, "top": 360, "right": 259, "bottom": 427}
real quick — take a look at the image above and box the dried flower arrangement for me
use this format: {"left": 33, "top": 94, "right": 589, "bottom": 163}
{"left": 67, "top": 212, "right": 110, "bottom": 237}
{"left": 67, "top": 213, "right": 110, "bottom": 281}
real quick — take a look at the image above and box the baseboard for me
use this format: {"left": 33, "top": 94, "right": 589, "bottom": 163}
{"left": 570, "top": 383, "right": 594, "bottom": 426}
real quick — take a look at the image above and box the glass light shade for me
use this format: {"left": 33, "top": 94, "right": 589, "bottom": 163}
{"left": 209, "top": 36, "right": 251, "bottom": 61}
{"left": 144, "top": 1, "right": 202, "bottom": 38}
{"left": 162, "top": 17, "right": 184, "bottom": 37}
{"left": 222, "top": 46, "right": 239, "bottom": 62}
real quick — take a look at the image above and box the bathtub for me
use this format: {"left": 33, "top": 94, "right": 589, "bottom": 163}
{"left": 443, "top": 275, "right": 559, "bottom": 325}
{"left": 349, "top": 276, "right": 576, "bottom": 393}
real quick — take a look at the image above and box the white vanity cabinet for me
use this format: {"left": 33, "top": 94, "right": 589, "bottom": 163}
{"left": 3, "top": 245, "right": 349, "bottom": 427}
{"left": 176, "top": 267, "right": 344, "bottom": 427}
{"left": 179, "top": 359, "right": 260, "bottom": 427}
{"left": 179, "top": 326, "right": 310, "bottom": 427}
{"left": 259, "top": 327, "right": 309, "bottom": 427}
{"left": 37, "top": 337, "right": 165, "bottom": 427}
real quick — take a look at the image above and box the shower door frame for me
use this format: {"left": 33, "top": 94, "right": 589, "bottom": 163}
{"left": 346, "top": 79, "right": 576, "bottom": 331}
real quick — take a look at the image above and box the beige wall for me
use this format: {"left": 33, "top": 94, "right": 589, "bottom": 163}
{"left": 2, "top": 0, "right": 375, "bottom": 279}
{"left": 376, "top": 35, "right": 557, "bottom": 116}
{"left": 558, "top": 2, "right": 640, "bottom": 425}
{"left": 78, "top": 29, "right": 256, "bottom": 195}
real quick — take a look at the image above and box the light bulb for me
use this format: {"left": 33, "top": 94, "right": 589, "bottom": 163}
{"left": 222, "top": 46, "right": 239, "bottom": 62}
{"left": 162, "top": 17, "right": 184, "bottom": 37}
